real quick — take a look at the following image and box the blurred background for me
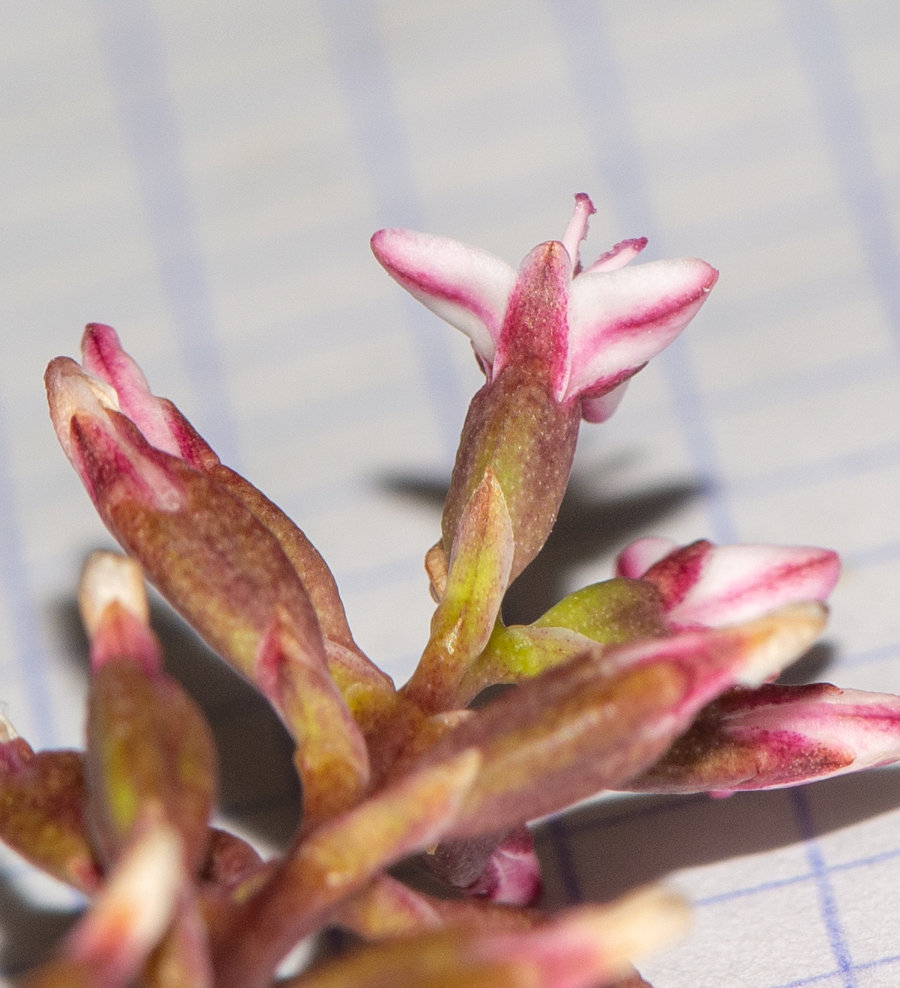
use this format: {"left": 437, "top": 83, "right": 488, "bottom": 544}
{"left": 2, "top": 0, "right": 900, "bottom": 984}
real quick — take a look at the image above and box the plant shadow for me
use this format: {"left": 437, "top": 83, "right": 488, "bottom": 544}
{"left": 380, "top": 467, "right": 701, "bottom": 624}
{"left": 534, "top": 766, "right": 900, "bottom": 909}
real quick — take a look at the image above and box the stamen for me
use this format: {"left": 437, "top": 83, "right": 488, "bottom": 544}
{"left": 560, "top": 193, "right": 596, "bottom": 268}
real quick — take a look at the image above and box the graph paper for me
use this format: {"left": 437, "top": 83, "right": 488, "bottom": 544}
{"left": 2, "top": 1, "right": 900, "bottom": 984}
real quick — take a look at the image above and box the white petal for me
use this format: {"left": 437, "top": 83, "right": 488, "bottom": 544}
{"left": 580, "top": 380, "right": 629, "bottom": 422}
{"left": 616, "top": 536, "right": 679, "bottom": 578}
{"left": 371, "top": 228, "right": 516, "bottom": 365}
{"left": 567, "top": 258, "right": 718, "bottom": 399}
{"left": 668, "top": 543, "right": 840, "bottom": 627}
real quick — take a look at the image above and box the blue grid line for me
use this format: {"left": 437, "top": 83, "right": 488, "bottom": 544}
{"left": 550, "top": 788, "right": 900, "bottom": 907}
{"left": 0, "top": 404, "right": 57, "bottom": 750}
{"left": 765, "top": 971, "right": 845, "bottom": 988}
{"left": 729, "top": 437, "right": 900, "bottom": 501}
{"left": 783, "top": 0, "right": 900, "bottom": 354}
{"left": 705, "top": 352, "right": 897, "bottom": 419}
{"left": 315, "top": 0, "right": 469, "bottom": 471}
{"left": 90, "top": 0, "right": 241, "bottom": 468}
{"left": 837, "top": 641, "right": 900, "bottom": 670}
{"left": 553, "top": 0, "right": 736, "bottom": 546}
{"left": 550, "top": 11, "right": 875, "bottom": 978}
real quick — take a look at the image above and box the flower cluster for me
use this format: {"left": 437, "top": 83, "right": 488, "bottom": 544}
{"left": 5, "top": 195, "right": 900, "bottom": 987}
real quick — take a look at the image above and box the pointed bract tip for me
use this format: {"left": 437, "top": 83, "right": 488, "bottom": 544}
{"left": 588, "top": 885, "right": 690, "bottom": 969}
{"left": 488, "top": 886, "right": 689, "bottom": 986}
{"left": 70, "top": 822, "right": 183, "bottom": 967}
{"left": 78, "top": 551, "right": 149, "bottom": 638}
{"left": 734, "top": 601, "right": 828, "bottom": 686}
{"left": 45, "top": 357, "right": 120, "bottom": 459}
{"left": 0, "top": 712, "right": 19, "bottom": 744}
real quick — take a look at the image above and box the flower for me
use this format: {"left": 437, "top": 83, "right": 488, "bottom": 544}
{"left": 373, "top": 195, "right": 718, "bottom": 581}
{"left": 626, "top": 682, "right": 900, "bottom": 795}
{"left": 371, "top": 193, "right": 718, "bottom": 423}
{"left": 615, "top": 537, "right": 841, "bottom": 629}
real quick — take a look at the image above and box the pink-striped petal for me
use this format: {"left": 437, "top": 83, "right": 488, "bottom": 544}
{"left": 494, "top": 240, "right": 573, "bottom": 394}
{"left": 660, "top": 543, "right": 840, "bottom": 627}
{"left": 81, "top": 323, "right": 183, "bottom": 459}
{"left": 463, "top": 826, "right": 543, "bottom": 906}
{"left": 566, "top": 258, "right": 718, "bottom": 401}
{"left": 584, "top": 237, "right": 648, "bottom": 274}
{"left": 371, "top": 227, "right": 516, "bottom": 367}
{"left": 615, "top": 537, "right": 679, "bottom": 580}
{"left": 580, "top": 379, "right": 630, "bottom": 423}
{"left": 628, "top": 683, "right": 900, "bottom": 794}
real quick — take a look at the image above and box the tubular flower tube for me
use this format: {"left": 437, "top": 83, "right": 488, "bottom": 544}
{"left": 279, "top": 886, "right": 689, "bottom": 988}
{"left": 372, "top": 194, "right": 717, "bottom": 579}
{"left": 626, "top": 682, "right": 900, "bottom": 795}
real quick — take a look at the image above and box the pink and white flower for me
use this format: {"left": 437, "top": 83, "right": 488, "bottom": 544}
{"left": 371, "top": 193, "right": 718, "bottom": 422}
{"left": 616, "top": 536, "right": 840, "bottom": 629}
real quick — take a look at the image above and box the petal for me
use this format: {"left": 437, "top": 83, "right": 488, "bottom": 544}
{"left": 566, "top": 258, "right": 718, "bottom": 400}
{"left": 495, "top": 240, "right": 573, "bottom": 392}
{"left": 583, "top": 237, "right": 647, "bottom": 274}
{"left": 371, "top": 227, "right": 516, "bottom": 366}
{"left": 460, "top": 826, "right": 543, "bottom": 906}
{"left": 662, "top": 543, "right": 840, "bottom": 627}
{"left": 615, "top": 536, "right": 679, "bottom": 580}
{"left": 82, "top": 322, "right": 176, "bottom": 454}
{"left": 580, "top": 379, "right": 629, "bottom": 423}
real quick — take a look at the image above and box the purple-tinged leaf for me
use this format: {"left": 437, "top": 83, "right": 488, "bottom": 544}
{"left": 404, "top": 469, "right": 514, "bottom": 713}
{"left": 0, "top": 718, "right": 100, "bottom": 895}
{"left": 22, "top": 824, "right": 183, "bottom": 988}
{"left": 212, "top": 750, "right": 482, "bottom": 988}
{"left": 72, "top": 327, "right": 394, "bottom": 713}
{"left": 86, "top": 660, "right": 217, "bottom": 873}
{"left": 279, "top": 886, "right": 687, "bottom": 988}
{"left": 417, "top": 603, "right": 826, "bottom": 838}
{"left": 47, "top": 357, "right": 370, "bottom": 819}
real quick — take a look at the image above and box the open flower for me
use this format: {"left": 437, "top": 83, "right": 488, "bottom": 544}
{"left": 372, "top": 193, "right": 717, "bottom": 423}
{"left": 373, "top": 195, "right": 718, "bottom": 580}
